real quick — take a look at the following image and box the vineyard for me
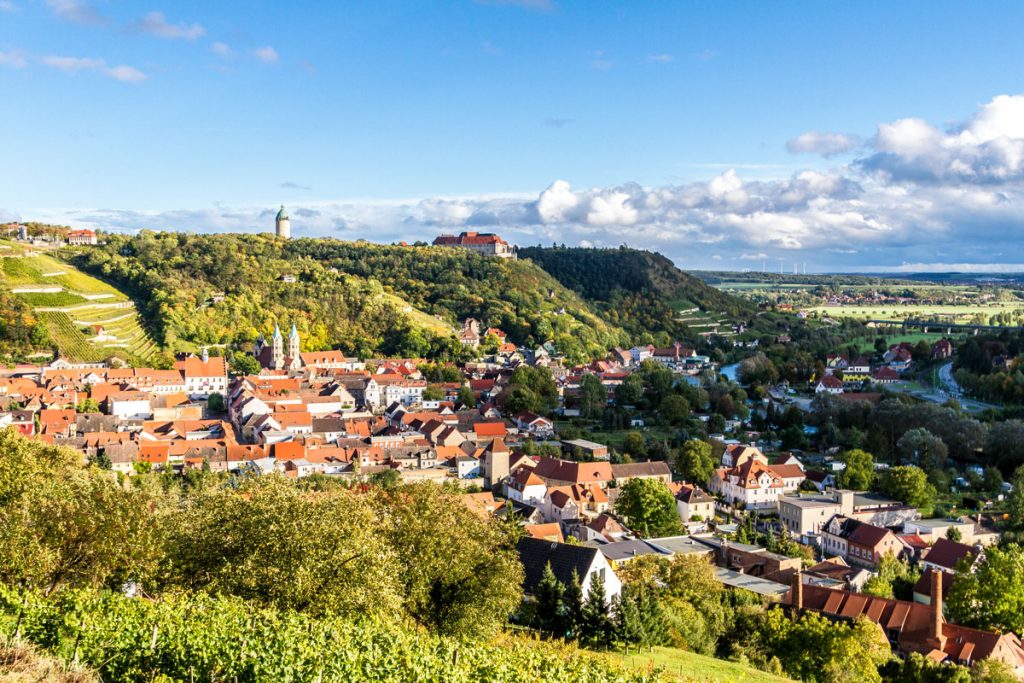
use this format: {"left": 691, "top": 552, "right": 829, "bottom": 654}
{"left": 0, "top": 587, "right": 676, "bottom": 683}
{"left": 0, "top": 243, "right": 160, "bottom": 363}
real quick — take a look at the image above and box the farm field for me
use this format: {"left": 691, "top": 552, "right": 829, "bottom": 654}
{"left": 854, "top": 332, "right": 954, "bottom": 352}
{"left": 0, "top": 241, "right": 160, "bottom": 363}
{"left": 808, "top": 302, "right": 1024, "bottom": 324}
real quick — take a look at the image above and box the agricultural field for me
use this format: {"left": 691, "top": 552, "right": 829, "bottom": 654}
{"left": 808, "top": 301, "right": 1024, "bottom": 324}
{"left": 0, "top": 241, "right": 160, "bottom": 363}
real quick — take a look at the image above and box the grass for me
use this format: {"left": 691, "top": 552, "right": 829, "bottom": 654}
{"left": 602, "top": 646, "right": 791, "bottom": 683}
{"left": 809, "top": 302, "right": 1024, "bottom": 324}
{"left": 855, "top": 332, "right": 954, "bottom": 351}
{"left": 15, "top": 291, "right": 89, "bottom": 307}
{"left": 0, "top": 638, "right": 98, "bottom": 683}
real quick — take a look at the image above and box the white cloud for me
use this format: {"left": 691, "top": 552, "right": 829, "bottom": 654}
{"left": 211, "top": 42, "right": 233, "bottom": 58}
{"left": 45, "top": 0, "right": 103, "bottom": 25}
{"left": 19, "top": 93, "right": 1024, "bottom": 272}
{"left": 253, "top": 46, "right": 279, "bottom": 63}
{"left": 40, "top": 55, "right": 147, "bottom": 83}
{"left": 480, "top": 41, "right": 503, "bottom": 56}
{"left": 0, "top": 1, "right": 18, "bottom": 12}
{"left": 646, "top": 53, "right": 673, "bottom": 63}
{"left": 132, "top": 11, "right": 205, "bottom": 41}
{"left": 106, "top": 65, "right": 147, "bottom": 83}
{"left": 40, "top": 56, "right": 105, "bottom": 73}
{"left": 0, "top": 49, "right": 26, "bottom": 68}
{"left": 786, "top": 130, "right": 860, "bottom": 157}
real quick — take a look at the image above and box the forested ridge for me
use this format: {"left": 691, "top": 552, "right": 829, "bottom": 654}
{"left": 518, "top": 245, "right": 753, "bottom": 340}
{"left": 66, "top": 233, "right": 637, "bottom": 361}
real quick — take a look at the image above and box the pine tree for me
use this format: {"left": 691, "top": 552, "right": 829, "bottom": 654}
{"left": 580, "top": 574, "right": 614, "bottom": 647}
{"left": 635, "top": 586, "right": 669, "bottom": 648}
{"left": 614, "top": 588, "right": 643, "bottom": 648}
{"left": 562, "top": 569, "right": 584, "bottom": 638}
{"left": 534, "top": 562, "right": 565, "bottom": 633}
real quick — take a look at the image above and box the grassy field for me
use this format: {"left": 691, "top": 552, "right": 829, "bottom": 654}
{"left": 0, "top": 243, "right": 160, "bottom": 362}
{"left": 855, "top": 332, "right": 954, "bottom": 351}
{"left": 809, "top": 302, "right": 1023, "bottom": 323}
{"left": 602, "top": 646, "right": 791, "bottom": 683}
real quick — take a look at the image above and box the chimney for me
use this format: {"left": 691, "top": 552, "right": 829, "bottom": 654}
{"left": 926, "top": 570, "right": 947, "bottom": 651}
{"left": 790, "top": 570, "right": 803, "bottom": 610}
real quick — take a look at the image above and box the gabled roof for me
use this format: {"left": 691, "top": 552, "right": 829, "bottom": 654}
{"left": 516, "top": 537, "right": 598, "bottom": 593}
{"left": 610, "top": 461, "right": 672, "bottom": 479}
{"left": 922, "top": 537, "right": 977, "bottom": 571}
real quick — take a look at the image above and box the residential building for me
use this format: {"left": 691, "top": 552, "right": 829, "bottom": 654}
{"left": 516, "top": 537, "right": 622, "bottom": 603}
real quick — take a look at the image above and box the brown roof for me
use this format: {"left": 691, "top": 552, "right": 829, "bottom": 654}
{"left": 922, "top": 537, "right": 977, "bottom": 571}
{"left": 610, "top": 461, "right": 672, "bottom": 479}
{"left": 533, "top": 456, "right": 612, "bottom": 485}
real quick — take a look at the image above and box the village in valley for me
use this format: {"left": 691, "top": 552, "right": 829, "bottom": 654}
{"left": 3, "top": 214, "right": 1024, "bottom": 682}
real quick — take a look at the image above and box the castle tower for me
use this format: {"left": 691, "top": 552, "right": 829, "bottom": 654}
{"left": 275, "top": 205, "right": 290, "bottom": 239}
{"left": 271, "top": 324, "right": 284, "bottom": 370}
{"left": 287, "top": 323, "right": 301, "bottom": 370}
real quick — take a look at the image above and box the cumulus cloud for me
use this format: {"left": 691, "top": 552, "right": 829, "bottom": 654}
{"left": 860, "top": 95, "right": 1024, "bottom": 183}
{"left": 45, "top": 0, "right": 103, "bottom": 25}
{"left": 786, "top": 130, "right": 860, "bottom": 157}
{"left": 20, "top": 93, "right": 1024, "bottom": 272}
{"left": 252, "top": 46, "right": 279, "bottom": 63}
{"left": 131, "top": 11, "right": 205, "bottom": 40}
{"left": 41, "top": 55, "right": 147, "bottom": 83}
{"left": 0, "top": 49, "right": 26, "bottom": 68}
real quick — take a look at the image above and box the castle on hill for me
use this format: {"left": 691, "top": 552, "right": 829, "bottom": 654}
{"left": 433, "top": 231, "right": 515, "bottom": 258}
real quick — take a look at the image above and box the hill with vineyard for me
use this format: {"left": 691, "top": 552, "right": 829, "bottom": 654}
{"left": 0, "top": 238, "right": 159, "bottom": 365}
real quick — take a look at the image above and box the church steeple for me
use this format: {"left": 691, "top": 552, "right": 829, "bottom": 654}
{"left": 272, "top": 324, "right": 284, "bottom": 370}
{"left": 287, "top": 323, "right": 301, "bottom": 370}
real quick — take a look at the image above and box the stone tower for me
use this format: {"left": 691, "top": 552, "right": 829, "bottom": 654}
{"left": 275, "top": 205, "right": 290, "bottom": 239}
{"left": 271, "top": 324, "right": 284, "bottom": 370}
{"left": 287, "top": 323, "right": 301, "bottom": 370}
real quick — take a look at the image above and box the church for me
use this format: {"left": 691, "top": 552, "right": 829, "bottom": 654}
{"left": 255, "top": 323, "right": 301, "bottom": 370}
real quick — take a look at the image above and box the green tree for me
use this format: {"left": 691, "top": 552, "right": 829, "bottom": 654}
{"left": 0, "top": 431, "right": 161, "bottom": 594}
{"left": 615, "top": 477, "right": 681, "bottom": 538}
{"left": 674, "top": 439, "right": 715, "bottom": 484}
{"left": 578, "top": 373, "right": 608, "bottom": 419}
{"left": 580, "top": 574, "right": 614, "bottom": 647}
{"left": 1008, "top": 465, "right": 1024, "bottom": 529}
{"left": 897, "top": 428, "right": 948, "bottom": 471}
{"left": 947, "top": 544, "right": 1024, "bottom": 635}
{"left": 615, "top": 374, "right": 644, "bottom": 406}
{"left": 878, "top": 465, "right": 936, "bottom": 512}
{"left": 982, "top": 466, "right": 1004, "bottom": 496}
{"left": 837, "top": 449, "right": 875, "bottom": 490}
{"left": 228, "top": 352, "right": 260, "bottom": 376}
{"left": 422, "top": 385, "right": 445, "bottom": 401}
{"left": 161, "top": 478, "right": 402, "bottom": 620}
{"left": 534, "top": 562, "right": 566, "bottom": 633}
{"left": 457, "top": 384, "right": 477, "bottom": 409}
{"left": 563, "top": 569, "right": 585, "bottom": 637}
{"left": 206, "top": 392, "right": 225, "bottom": 413}
{"left": 383, "top": 482, "right": 524, "bottom": 637}
{"left": 659, "top": 394, "right": 690, "bottom": 426}
{"left": 946, "top": 526, "right": 963, "bottom": 543}
{"left": 623, "top": 431, "right": 646, "bottom": 459}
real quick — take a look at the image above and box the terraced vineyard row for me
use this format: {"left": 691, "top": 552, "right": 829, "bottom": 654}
{"left": 1, "top": 242, "right": 161, "bottom": 363}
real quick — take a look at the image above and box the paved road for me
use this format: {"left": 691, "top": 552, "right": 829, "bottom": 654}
{"left": 931, "top": 362, "right": 996, "bottom": 413}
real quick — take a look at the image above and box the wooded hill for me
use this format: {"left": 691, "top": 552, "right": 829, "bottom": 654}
{"left": 0, "top": 233, "right": 753, "bottom": 363}
{"left": 518, "top": 245, "right": 754, "bottom": 341}
{"left": 68, "top": 233, "right": 631, "bottom": 362}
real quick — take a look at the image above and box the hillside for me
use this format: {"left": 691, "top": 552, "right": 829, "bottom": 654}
{"left": 0, "top": 239, "right": 159, "bottom": 364}
{"left": 70, "top": 233, "right": 628, "bottom": 362}
{"left": 518, "top": 246, "right": 754, "bottom": 341}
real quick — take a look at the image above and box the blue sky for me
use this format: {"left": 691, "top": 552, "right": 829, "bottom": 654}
{"left": 3, "top": 1, "right": 1024, "bottom": 271}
